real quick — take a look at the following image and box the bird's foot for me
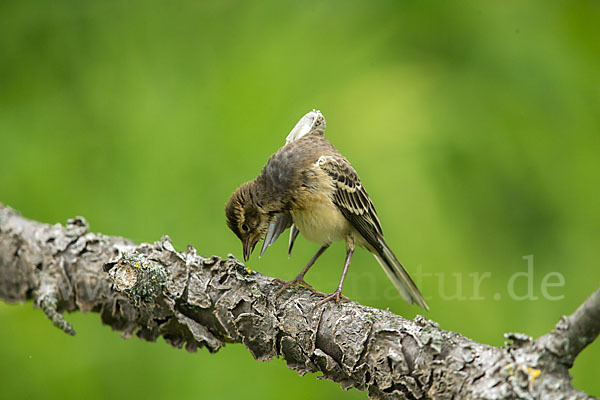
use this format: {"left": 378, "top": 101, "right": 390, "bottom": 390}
{"left": 314, "top": 289, "right": 349, "bottom": 308}
{"left": 274, "top": 276, "right": 320, "bottom": 296}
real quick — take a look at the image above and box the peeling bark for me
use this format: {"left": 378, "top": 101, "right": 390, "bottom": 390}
{"left": 0, "top": 204, "right": 597, "bottom": 400}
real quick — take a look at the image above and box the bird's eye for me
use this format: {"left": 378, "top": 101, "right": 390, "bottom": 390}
{"left": 241, "top": 223, "right": 249, "bottom": 232}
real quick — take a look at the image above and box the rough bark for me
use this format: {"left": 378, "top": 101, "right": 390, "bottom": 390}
{"left": 0, "top": 204, "right": 598, "bottom": 400}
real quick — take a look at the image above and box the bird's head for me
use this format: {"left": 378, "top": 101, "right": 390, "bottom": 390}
{"left": 225, "top": 182, "right": 271, "bottom": 262}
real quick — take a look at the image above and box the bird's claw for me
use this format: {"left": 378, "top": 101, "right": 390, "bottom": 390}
{"left": 274, "top": 278, "right": 349, "bottom": 307}
{"left": 315, "top": 289, "right": 348, "bottom": 308}
{"left": 274, "top": 277, "right": 320, "bottom": 296}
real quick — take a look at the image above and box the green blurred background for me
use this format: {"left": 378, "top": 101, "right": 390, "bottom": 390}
{"left": 1, "top": 1, "right": 599, "bottom": 398}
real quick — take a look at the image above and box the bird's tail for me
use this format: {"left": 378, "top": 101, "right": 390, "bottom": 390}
{"left": 370, "top": 237, "right": 429, "bottom": 311}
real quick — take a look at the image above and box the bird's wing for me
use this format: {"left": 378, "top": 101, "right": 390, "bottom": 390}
{"left": 260, "top": 213, "right": 293, "bottom": 257}
{"left": 316, "top": 155, "right": 429, "bottom": 310}
{"left": 288, "top": 224, "right": 300, "bottom": 257}
{"left": 316, "top": 155, "right": 383, "bottom": 247}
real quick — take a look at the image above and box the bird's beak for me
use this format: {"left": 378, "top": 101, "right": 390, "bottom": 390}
{"left": 242, "top": 236, "right": 258, "bottom": 262}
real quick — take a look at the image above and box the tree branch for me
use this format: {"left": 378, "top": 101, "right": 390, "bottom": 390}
{"left": 536, "top": 289, "right": 600, "bottom": 367}
{"left": 0, "top": 204, "right": 597, "bottom": 399}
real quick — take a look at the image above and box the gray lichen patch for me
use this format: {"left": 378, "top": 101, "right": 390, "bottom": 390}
{"left": 106, "top": 252, "right": 168, "bottom": 308}
{"left": 39, "top": 292, "right": 76, "bottom": 336}
{"left": 420, "top": 323, "right": 444, "bottom": 354}
{"left": 505, "top": 332, "right": 533, "bottom": 348}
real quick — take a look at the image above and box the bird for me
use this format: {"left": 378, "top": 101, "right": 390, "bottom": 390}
{"left": 225, "top": 110, "right": 428, "bottom": 310}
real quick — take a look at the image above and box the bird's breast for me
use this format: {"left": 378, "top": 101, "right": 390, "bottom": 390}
{"left": 290, "top": 189, "right": 351, "bottom": 245}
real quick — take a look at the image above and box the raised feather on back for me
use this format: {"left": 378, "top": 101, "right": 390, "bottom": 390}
{"left": 285, "top": 109, "right": 326, "bottom": 144}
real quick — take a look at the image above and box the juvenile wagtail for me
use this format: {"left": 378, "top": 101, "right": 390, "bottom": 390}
{"left": 225, "top": 110, "right": 428, "bottom": 309}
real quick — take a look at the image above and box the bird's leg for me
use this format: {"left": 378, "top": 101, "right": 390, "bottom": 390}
{"left": 275, "top": 244, "right": 329, "bottom": 295}
{"left": 315, "top": 247, "right": 354, "bottom": 307}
